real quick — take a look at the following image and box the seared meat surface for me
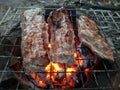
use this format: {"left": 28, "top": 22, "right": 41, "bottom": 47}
{"left": 22, "top": 8, "right": 49, "bottom": 73}
{"left": 47, "top": 7, "right": 75, "bottom": 64}
{"left": 78, "top": 16, "right": 114, "bottom": 61}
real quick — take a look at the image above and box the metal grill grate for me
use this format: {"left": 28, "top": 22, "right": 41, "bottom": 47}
{"left": 0, "top": 7, "right": 120, "bottom": 90}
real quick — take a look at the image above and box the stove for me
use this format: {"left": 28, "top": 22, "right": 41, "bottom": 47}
{"left": 0, "top": 6, "right": 120, "bottom": 90}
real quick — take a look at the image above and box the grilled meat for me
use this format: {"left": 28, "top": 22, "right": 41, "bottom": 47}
{"left": 47, "top": 7, "right": 75, "bottom": 64}
{"left": 21, "top": 8, "right": 49, "bottom": 73}
{"left": 78, "top": 16, "right": 114, "bottom": 61}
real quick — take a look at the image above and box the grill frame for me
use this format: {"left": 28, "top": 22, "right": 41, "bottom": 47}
{"left": 0, "top": 7, "right": 120, "bottom": 90}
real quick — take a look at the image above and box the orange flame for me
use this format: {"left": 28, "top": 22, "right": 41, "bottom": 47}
{"left": 45, "top": 62, "right": 63, "bottom": 81}
{"left": 48, "top": 43, "right": 51, "bottom": 48}
{"left": 45, "top": 62, "right": 78, "bottom": 88}
{"left": 31, "top": 73, "right": 46, "bottom": 87}
{"left": 74, "top": 51, "right": 84, "bottom": 67}
{"left": 73, "top": 52, "right": 77, "bottom": 58}
{"left": 66, "top": 66, "right": 78, "bottom": 78}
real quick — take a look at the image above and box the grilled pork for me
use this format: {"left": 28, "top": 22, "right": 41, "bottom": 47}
{"left": 21, "top": 8, "right": 49, "bottom": 73}
{"left": 78, "top": 16, "right": 114, "bottom": 61}
{"left": 47, "top": 7, "right": 75, "bottom": 64}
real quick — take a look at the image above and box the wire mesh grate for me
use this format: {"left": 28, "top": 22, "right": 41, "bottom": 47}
{"left": 0, "top": 7, "right": 120, "bottom": 90}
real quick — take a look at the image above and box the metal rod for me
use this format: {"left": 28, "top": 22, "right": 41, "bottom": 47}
{"left": 0, "top": 8, "right": 11, "bottom": 25}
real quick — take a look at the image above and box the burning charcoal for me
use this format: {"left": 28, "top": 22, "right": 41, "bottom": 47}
{"left": 31, "top": 73, "right": 47, "bottom": 88}
{"left": 77, "top": 43, "right": 90, "bottom": 68}
{"left": 57, "top": 69, "right": 65, "bottom": 79}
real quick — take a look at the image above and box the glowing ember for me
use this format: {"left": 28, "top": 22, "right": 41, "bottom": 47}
{"left": 62, "top": 78, "right": 76, "bottom": 88}
{"left": 75, "top": 57, "right": 84, "bottom": 66}
{"left": 73, "top": 52, "right": 77, "bottom": 58}
{"left": 31, "top": 73, "right": 46, "bottom": 87}
{"left": 45, "top": 62, "right": 63, "bottom": 81}
{"left": 30, "top": 43, "right": 91, "bottom": 88}
{"left": 48, "top": 43, "right": 51, "bottom": 48}
{"left": 45, "top": 62, "right": 62, "bottom": 72}
{"left": 84, "top": 68, "right": 90, "bottom": 76}
{"left": 45, "top": 61, "right": 78, "bottom": 88}
{"left": 74, "top": 51, "right": 84, "bottom": 67}
{"left": 66, "top": 66, "right": 78, "bottom": 77}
